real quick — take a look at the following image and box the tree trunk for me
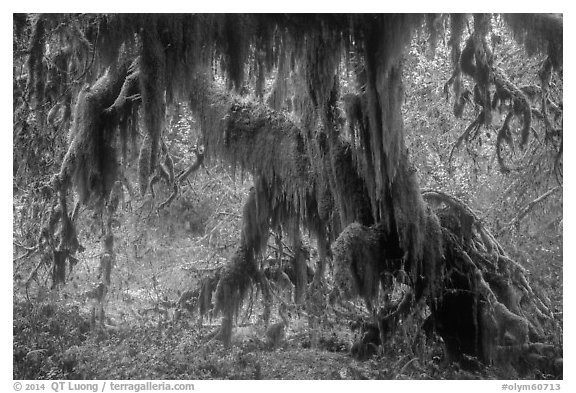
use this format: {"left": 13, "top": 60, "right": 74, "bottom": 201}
{"left": 190, "top": 66, "right": 555, "bottom": 374}
{"left": 286, "top": 218, "right": 307, "bottom": 304}
{"left": 326, "top": 16, "right": 555, "bottom": 374}
{"left": 313, "top": 225, "right": 328, "bottom": 283}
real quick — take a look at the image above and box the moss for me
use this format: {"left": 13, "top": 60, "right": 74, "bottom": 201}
{"left": 26, "top": 14, "right": 46, "bottom": 107}
{"left": 304, "top": 27, "right": 341, "bottom": 114}
{"left": 139, "top": 23, "right": 165, "bottom": 173}
{"left": 212, "top": 245, "right": 258, "bottom": 346}
{"left": 216, "top": 14, "right": 252, "bottom": 91}
{"left": 331, "top": 222, "right": 386, "bottom": 311}
{"left": 20, "top": 13, "right": 560, "bottom": 370}
{"left": 266, "top": 41, "right": 289, "bottom": 110}
{"left": 503, "top": 14, "right": 563, "bottom": 71}
{"left": 328, "top": 140, "right": 373, "bottom": 227}
{"left": 422, "top": 189, "right": 554, "bottom": 368}
{"left": 59, "top": 65, "right": 129, "bottom": 204}
{"left": 137, "top": 135, "right": 152, "bottom": 196}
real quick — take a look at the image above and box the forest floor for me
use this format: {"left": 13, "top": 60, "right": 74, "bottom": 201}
{"left": 13, "top": 292, "right": 507, "bottom": 380}
{"left": 13, "top": 165, "right": 562, "bottom": 381}
{"left": 12, "top": 232, "right": 514, "bottom": 381}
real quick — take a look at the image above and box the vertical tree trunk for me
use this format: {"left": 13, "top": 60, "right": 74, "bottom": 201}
{"left": 138, "top": 23, "right": 166, "bottom": 195}
{"left": 361, "top": 16, "right": 439, "bottom": 299}
{"left": 287, "top": 218, "right": 307, "bottom": 304}
{"left": 313, "top": 225, "right": 328, "bottom": 283}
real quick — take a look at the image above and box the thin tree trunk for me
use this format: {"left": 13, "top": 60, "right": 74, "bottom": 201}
{"left": 287, "top": 218, "right": 307, "bottom": 304}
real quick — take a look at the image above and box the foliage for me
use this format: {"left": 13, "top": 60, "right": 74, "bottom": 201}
{"left": 13, "top": 298, "right": 91, "bottom": 379}
{"left": 13, "top": 13, "right": 562, "bottom": 379}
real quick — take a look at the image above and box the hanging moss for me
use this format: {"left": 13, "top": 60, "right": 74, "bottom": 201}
{"left": 503, "top": 14, "right": 563, "bottom": 71}
{"left": 52, "top": 250, "right": 67, "bottom": 287}
{"left": 494, "top": 69, "right": 532, "bottom": 148}
{"left": 59, "top": 64, "right": 131, "bottom": 204}
{"left": 139, "top": 22, "right": 166, "bottom": 179}
{"left": 444, "top": 14, "right": 467, "bottom": 118}
{"left": 137, "top": 135, "right": 152, "bottom": 196}
{"left": 472, "top": 15, "right": 493, "bottom": 125}
{"left": 26, "top": 14, "right": 46, "bottom": 108}
{"left": 92, "top": 14, "right": 140, "bottom": 70}
{"left": 212, "top": 185, "right": 271, "bottom": 346}
{"left": 254, "top": 53, "right": 266, "bottom": 100}
{"left": 303, "top": 26, "right": 341, "bottom": 116}
{"left": 445, "top": 12, "right": 557, "bottom": 179}
{"left": 361, "top": 14, "right": 421, "bottom": 205}
{"left": 331, "top": 222, "right": 387, "bottom": 311}
{"left": 215, "top": 14, "right": 252, "bottom": 91}
{"left": 328, "top": 139, "right": 373, "bottom": 227}
{"left": 252, "top": 18, "right": 277, "bottom": 99}
{"left": 212, "top": 245, "right": 255, "bottom": 346}
{"left": 192, "top": 74, "right": 314, "bottom": 216}
{"left": 349, "top": 16, "right": 439, "bottom": 298}
{"left": 19, "top": 14, "right": 560, "bottom": 371}
{"left": 266, "top": 40, "right": 289, "bottom": 110}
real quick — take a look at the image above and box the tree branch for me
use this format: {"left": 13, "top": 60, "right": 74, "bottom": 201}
{"left": 497, "top": 186, "right": 561, "bottom": 236}
{"left": 156, "top": 148, "right": 206, "bottom": 211}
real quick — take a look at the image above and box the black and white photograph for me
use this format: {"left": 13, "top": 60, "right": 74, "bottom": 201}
{"left": 11, "top": 11, "right": 566, "bottom": 386}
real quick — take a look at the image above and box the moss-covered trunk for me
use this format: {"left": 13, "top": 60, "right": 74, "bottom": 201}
{"left": 359, "top": 16, "right": 442, "bottom": 302}
{"left": 187, "top": 26, "right": 555, "bottom": 370}
{"left": 330, "top": 16, "right": 556, "bottom": 374}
